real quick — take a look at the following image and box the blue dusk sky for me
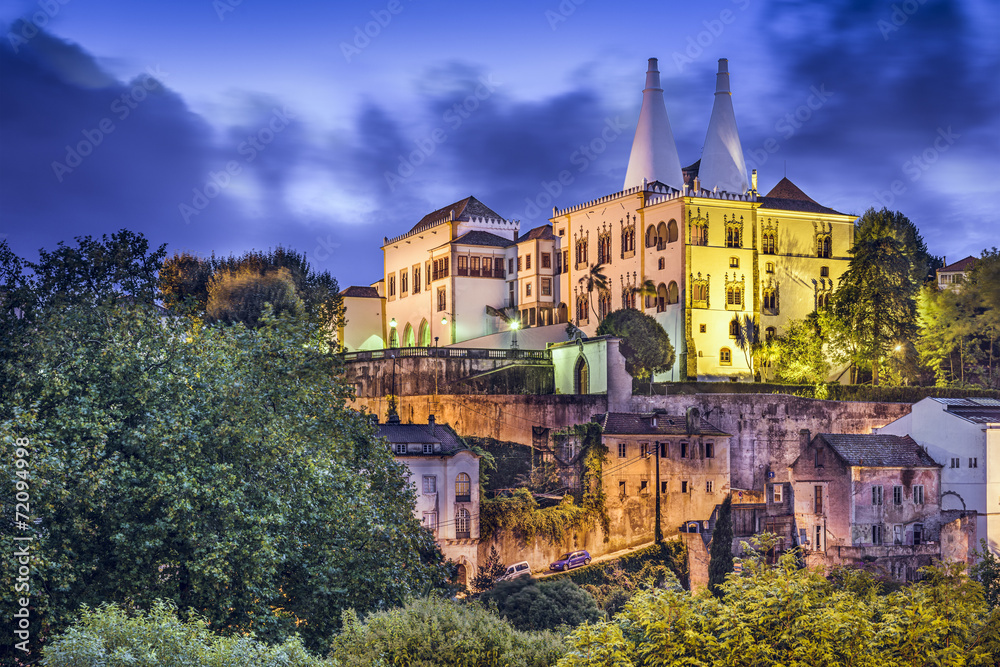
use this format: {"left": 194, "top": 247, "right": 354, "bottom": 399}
{"left": 1, "top": 0, "right": 997, "bottom": 287}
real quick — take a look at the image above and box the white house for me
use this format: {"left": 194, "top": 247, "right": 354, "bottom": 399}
{"left": 375, "top": 414, "right": 481, "bottom": 585}
{"left": 876, "top": 397, "right": 1000, "bottom": 554}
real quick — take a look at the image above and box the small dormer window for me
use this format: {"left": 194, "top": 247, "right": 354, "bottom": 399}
{"left": 423, "top": 443, "right": 433, "bottom": 454}
{"left": 394, "top": 443, "right": 407, "bottom": 455}
{"left": 650, "top": 416, "right": 657, "bottom": 427}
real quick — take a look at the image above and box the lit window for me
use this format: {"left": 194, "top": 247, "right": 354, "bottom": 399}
{"left": 456, "top": 473, "right": 471, "bottom": 501}
{"left": 699, "top": 324, "right": 707, "bottom": 333}
{"left": 719, "top": 348, "right": 732, "bottom": 365}
{"left": 423, "top": 475, "right": 437, "bottom": 494}
{"left": 766, "top": 262, "right": 774, "bottom": 274}
{"left": 541, "top": 277, "right": 552, "bottom": 296}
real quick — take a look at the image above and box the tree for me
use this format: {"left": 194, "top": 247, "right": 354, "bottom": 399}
{"left": 595, "top": 308, "right": 675, "bottom": 381}
{"left": 577, "top": 263, "right": 609, "bottom": 321}
{"left": 730, "top": 314, "right": 761, "bottom": 378}
{"left": 480, "top": 577, "right": 603, "bottom": 632}
{"left": 834, "top": 208, "right": 929, "bottom": 385}
{"left": 329, "top": 597, "right": 567, "bottom": 667}
{"left": 708, "top": 494, "right": 734, "bottom": 597}
{"left": 159, "top": 251, "right": 212, "bottom": 312}
{"left": 207, "top": 265, "right": 304, "bottom": 327}
{"left": 629, "top": 277, "right": 658, "bottom": 309}
{"left": 0, "top": 237, "right": 450, "bottom": 660}
{"left": 472, "top": 545, "right": 508, "bottom": 593}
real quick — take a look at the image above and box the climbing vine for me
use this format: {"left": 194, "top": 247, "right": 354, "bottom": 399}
{"left": 479, "top": 421, "right": 610, "bottom": 543}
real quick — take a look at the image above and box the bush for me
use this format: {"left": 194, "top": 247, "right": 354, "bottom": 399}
{"left": 43, "top": 600, "right": 327, "bottom": 667}
{"left": 328, "top": 597, "right": 566, "bottom": 667}
{"left": 479, "top": 577, "right": 602, "bottom": 632}
{"left": 549, "top": 541, "right": 688, "bottom": 589}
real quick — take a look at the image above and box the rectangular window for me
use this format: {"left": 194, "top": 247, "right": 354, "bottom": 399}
{"left": 541, "top": 277, "right": 552, "bottom": 296}
{"left": 913, "top": 523, "right": 923, "bottom": 546}
{"left": 640, "top": 480, "right": 648, "bottom": 494}
{"left": 388, "top": 274, "right": 396, "bottom": 297}
{"left": 659, "top": 442, "right": 668, "bottom": 458}
{"left": 457, "top": 256, "right": 468, "bottom": 276}
{"left": 422, "top": 443, "right": 433, "bottom": 454}
{"left": 820, "top": 266, "right": 829, "bottom": 277}
{"left": 619, "top": 480, "right": 626, "bottom": 496}
{"left": 706, "top": 480, "right": 714, "bottom": 493}
{"left": 413, "top": 266, "right": 421, "bottom": 293}
{"left": 951, "top": 457, "right": 960, "bottom": 468}
{"left": 872, "top": 485, "right": 883, "bottom": 506}
{"left": 562, "top": 250, "right": 569, "bottom": 273}
{"left": 815, "top": 525, "right": 823, "bottom": 550}
{"left": 894, "top": 524, "right": 903, "bottom": 545}
{"left": 772, "top": 484, "right": 783, "bottom": 503}
{"left": 705, "top": 441, "right": 714, "bottom": 458}
{"left": 618, "top": 442, "right": 627, "bottom": 458}
{"left": 893, "top": 485, "right": 903, "bottom": 505}
{"left": 400, "top": 269, "right": 408, "bottom": 294}
{"left": 766, "top": 261, "right": 774, "bottom": 274}
{"left": 422, "top": 475, "right": 437, "bottom": 494}
{"left": 423, "top": 512, "right": 437, "bottom": 531}
{"left": 437, "top": 287, "right": 446, "bottom": 312}
{"left": 680, "top": 442, "right": 688, "bottom": 458}
{"left": 814, "top": 486, "right": 823, "bottom": 514}
{"left": 661, "top": 481, "right": 668, "bottom": 494}
{"left": 913, "top": 485, "right": 924, "bottom": 505}
{"left": 525, "top": 254, "right": 531, "bottom": 270}
{"left": 970, "top": 457, "right": 978, "bottom": 468}
{"left": 518, "top": 256, "right": 523, "bottom": 271}
{"left": 729, "top": 257, "right": 739, "bottom": 268}
{"left": 872, "top": 524, "right": 883, "bottom": 546}
{"left": 525, "top": 282, "right": 532, "bottom": 297}
{"left": 640, "top": 443, "right": 648, "bottom": 457}
{"left": 470, "top": 256, "right": 481, "bottom": 276}
{"left": 483, "top": 257, "right": 492, "bottom": 276}
{"left": 681, "top": 481, "right": 689, "bottom": 494}
{"left": 541, "top": 252, "right": 551, "bottom": 268}
{"left": 394, "top": 443, "right": 407, "bottom": 455}
{"left": 425, "top": 261, "right": 431, "bottom": 288}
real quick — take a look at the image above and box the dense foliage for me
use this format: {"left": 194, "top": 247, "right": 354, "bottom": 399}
{"left": 480, "top": 577, "right": 603, "bottom": 632}
{"left": 472, "top": 545, "right": 509, "bottom": 593}
{"left": 0, "top": 233, "right": 449, "bottom": 660}
{"left": 43, "top": 601, "right": 327, "bottom": 667}
{"left": 329, "top": 597, "right": 567, "bottom": 667}
{"left": 595, "top": 308, "right": 675, "bottom": 381}
{"left": 557, "top": 549, "right": 1000, "bottom": 667}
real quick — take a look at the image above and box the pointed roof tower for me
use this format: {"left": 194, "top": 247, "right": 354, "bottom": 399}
{"left": 623, "top": 58, "right": 684, "bottom": 192}
{"left": 698, "top": 58, "right": 748, "bottom": 194}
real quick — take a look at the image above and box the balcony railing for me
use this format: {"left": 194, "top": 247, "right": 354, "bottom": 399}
{"left": 342, "top": 347, "right": 551, "bottom": 362}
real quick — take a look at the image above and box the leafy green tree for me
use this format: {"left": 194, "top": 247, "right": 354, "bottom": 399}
{"left": 595, "top": 308, "right": 675, "bottom": 381}
{"left": 834, "top": 208, "right": 929, "bottom": 385}
{"left": 207, "top": 265, "right": 304, "bottom": 327}
{"left": 1, "top": 237, "right": 451, "bottom": 660}
{"left": 577, "top": 263, "right": 609, "bottom": 322}
{"left": 43, "top": 601, "right": 327, "bottom": 667}
{"left": 629, "top": 277, "right": 657, "bottom": 308}
{"left": 329, "top": 597, "right": 566, "bottom": 667}
{"left": 765, "top": 313, "right": 829, "bottom": 383}
{"left": 708, "top": 494, "right": 733, "bottom": 597}
{"left": 160, "top": 250, "right": 212, "bottom": 312}
{"left": 480, "top": 577, "right": 603, "bottom": 632}
{"left": 972, "top": 539, "right": 1000, "bottom": 610}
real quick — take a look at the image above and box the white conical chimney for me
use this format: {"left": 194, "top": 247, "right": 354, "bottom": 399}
{"left": 623, "top": 58, "right": 684, "bottom": 192}
{"left": 698, "top": 59, "right": 749, "bottom": 194}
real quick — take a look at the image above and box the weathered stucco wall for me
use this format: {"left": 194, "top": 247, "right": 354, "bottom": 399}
{"left": 630, "top": 394, "right": 912, "bottom": 490}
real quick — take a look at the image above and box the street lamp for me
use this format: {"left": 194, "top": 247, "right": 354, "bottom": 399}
{"left": 510, "top": 319, "right": 520, "bottom": 350}
{"left": 389, "top": 317, "right": 397, "bottom": 348}
{"left": 387, "top": 319, "right": 398, "bottom": 418}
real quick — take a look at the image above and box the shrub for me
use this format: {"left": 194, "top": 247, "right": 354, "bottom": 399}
{"left": 479, "top": 577, "right": 602, "bottom": 632}
{"left": 328, "top": 597, "right": 566, "bottom": 667}
{"left": 42, "top": 600, "right": 327, "bottom": 667}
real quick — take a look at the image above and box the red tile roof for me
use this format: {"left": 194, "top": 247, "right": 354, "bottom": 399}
{"left": 939, "top": 256, "right": 977, "bottom": 273}
{"left": 759, "top": 177, "right": 845, "bottom": 215}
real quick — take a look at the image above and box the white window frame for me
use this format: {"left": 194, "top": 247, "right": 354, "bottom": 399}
{"left": 422, "top": 475, "right": 437, "bottom": 494}
{"left": 772, "top": 484, "right": 783, "bottom": 503}
{"left": 913, "top": 485, "right": 924, "bottom": 505}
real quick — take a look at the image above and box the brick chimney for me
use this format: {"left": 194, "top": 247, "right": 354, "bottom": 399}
{"left": 428, "top": 414, "right": 435, "bottom": 434}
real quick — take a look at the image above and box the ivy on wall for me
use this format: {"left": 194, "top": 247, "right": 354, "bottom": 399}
{"left": 479, "top": 421, "right": 610, "bottom": 543}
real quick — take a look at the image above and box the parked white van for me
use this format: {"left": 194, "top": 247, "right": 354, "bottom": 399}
{"left": 496, "top": 561, "right": 531, "bottom": 582}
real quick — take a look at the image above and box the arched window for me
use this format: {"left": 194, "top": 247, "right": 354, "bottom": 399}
{"left": 646, "top": 225, "right": 658, "bottom": 248}
{"left": 574, "top": 356, "right": 590, "bottom": 394}
{"left": 419, "top": 319, "right": 431, "bottom": 347}
{"left": 455, "top": 508, "right": 470, "bottom": 539}
{"left": 667, "top": 219, "right": 678, "bottom": 243}
{"left": 762, "top": 233, "right": 775, "bottom": 254}
{"left": 817, "top": 235, "right": 832, "bottom": 258}
{"left": 720, "top": 348, "right": 732, "bottom": 365}
{"left": 765, "top": 326, "right": 776, "bottom": 340}
{"left": 726, "top": 225, "right": 741, "bottom": 248}
{"left": 763, "top": 288, "right": 778, "bottom": 313}
{"left": 598, "top": 290, "right": 612, "bottom": 320}
{"left": 729, "top": 319, "right": 740, "bottom": 337}
{"left": 666, "top": 281, "right": 679, "bottom": 304}
{"left": 656, "top": 283, "right": 668, "bottom": 312}
{"left": 455, "top": 473, "right": 471, "bottom": 501}
{"left": 403, "top": 323, "right": 415, "bottom": 347}
{"left": 388, "top": 328, "right": 399, "bottom": 348}
{"left": 656, "top": 222, "right": 668, "bottom": 249}
{"left": 726, "top": 285, "right": 742, "bottom": 306}
{"left": 576, "top": 294, "right": 589, "bottom": 323}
